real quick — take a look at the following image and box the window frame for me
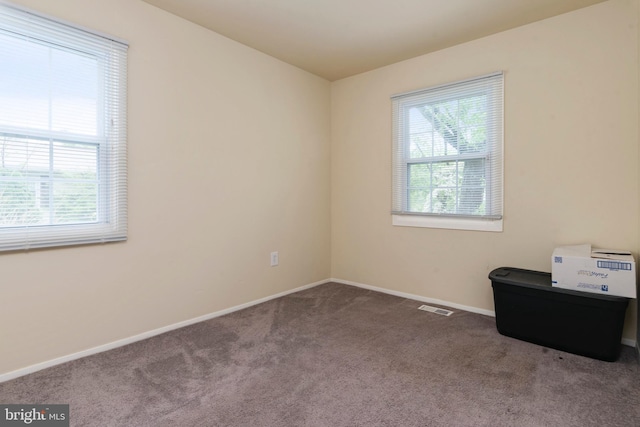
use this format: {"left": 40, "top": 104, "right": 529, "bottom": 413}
{"left": 0, "top": 2, "right": 128, "bottom": 251}
{"left": 391, "top": 72, "right": 504, "bottom": 232}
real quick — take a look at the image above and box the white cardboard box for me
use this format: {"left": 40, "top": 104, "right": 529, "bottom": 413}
{"left": 551, "top": 244, "right": 636, "bottom": 298}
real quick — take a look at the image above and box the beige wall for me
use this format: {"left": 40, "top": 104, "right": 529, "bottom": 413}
{"left": 0, "top": 0, "right": 331, "bottom": 375}
{"left": 331, "top": 0, "right": 639, "bottom": 340}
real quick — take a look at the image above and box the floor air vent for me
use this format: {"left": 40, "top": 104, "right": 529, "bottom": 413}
{"left": 418, "top": 304, "right": 453, "bottom": 316}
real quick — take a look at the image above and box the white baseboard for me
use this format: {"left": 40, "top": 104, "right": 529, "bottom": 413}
{"left": 330, "top": 278, "right": 638, "bottom": 349}
{"left": 0, "top": 278, "right": 330, "bottom": 383}
{"left": 2, "top": 277, "right": 636, "bottom": 382}
{"left": 331, "top": 277, "right": 497, "bottom": 317}
{"left": 622, "top": 338, "right": 637, "bottom": 348}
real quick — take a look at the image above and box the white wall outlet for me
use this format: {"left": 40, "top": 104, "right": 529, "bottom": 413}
{"left": 270, "top": 251, "right": 279, "bottom": 267}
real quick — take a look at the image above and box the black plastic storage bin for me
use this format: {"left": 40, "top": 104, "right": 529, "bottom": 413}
{"left": 489, "top": 267, "right": 629, "bottom": 362}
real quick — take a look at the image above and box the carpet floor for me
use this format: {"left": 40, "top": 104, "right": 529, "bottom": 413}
{"left": 1, "top": 282, "right": 639, "bottom": 426}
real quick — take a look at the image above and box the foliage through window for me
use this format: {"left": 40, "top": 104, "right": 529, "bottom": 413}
{"left": 0, "top": 3, "right": 128, "bottom": 250}
{"left": 392, "top": 73, "right": 503, "bottom": 230}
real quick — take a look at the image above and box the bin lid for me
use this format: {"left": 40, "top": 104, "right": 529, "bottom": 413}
{"left": 489, "top": 267, "right": 629, "bottom": 302}
{"left": 489, "top": 267, "right": 551, "bottom": 288}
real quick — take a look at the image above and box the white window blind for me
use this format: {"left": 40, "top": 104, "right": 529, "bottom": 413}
{"left": 0, "top": 3, "right": 128, "bottom": 251}
{"left": 392, "top": 72, "right": 503, "bottom": 224}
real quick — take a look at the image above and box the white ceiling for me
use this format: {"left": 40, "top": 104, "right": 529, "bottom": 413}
{"left": 141, "top": 0, "right": 607, "bottom": 81}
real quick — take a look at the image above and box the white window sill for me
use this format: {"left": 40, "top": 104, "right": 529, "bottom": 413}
{"left": 392, "top": 214, "right": 503, "bottom": 232}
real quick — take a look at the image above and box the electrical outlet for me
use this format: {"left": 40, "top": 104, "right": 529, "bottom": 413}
{"left": 270, "top": 251, "right": 279, "bottom": 267}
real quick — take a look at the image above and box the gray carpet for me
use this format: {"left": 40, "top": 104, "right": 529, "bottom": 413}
{"left": 1, "top": 282, "right": 639, "bottom": 426}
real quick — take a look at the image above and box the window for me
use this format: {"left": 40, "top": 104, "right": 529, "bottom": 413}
{"left": 0, "top": 3, "right": 128, "bottom": 251}
{"left": 391, "top": 73, "right": 503, "bottom": 232}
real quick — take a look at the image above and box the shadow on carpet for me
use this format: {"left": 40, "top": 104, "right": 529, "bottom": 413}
{"left": 1, "top": 283, "right": 639, "bottom": 426}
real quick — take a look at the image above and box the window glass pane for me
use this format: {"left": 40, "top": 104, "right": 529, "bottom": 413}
{"left": 431, "top": 161, "right": 457, "bottom": 188}
{"left": 408, "top": 189, "right": 429, "bottom": 212}
{"left": 431, "top": 188, "right": 456, "bottom": 214}
{"left": 0, "top": 33, "right": 50, "bottom": 130}
{"left": 51, "top": 49, "right": 98, "bottom": 136}
{"left": 52, "top": 142, "right": 98, "bottom": 179}
{"left": 407, "top": 160, "right": 487, "bottom": 215}
{"left": 0, "top": 136, "right": 50, "bottom": 226}
{"left": 53, "top": 181, "right": 97, "bottom": 224}
{"left": 408, "top": 107, "right": 433, "bottom": 159}
{"left": 408, "top": 162, "right": 460, "bottom": 214}
{"left": 0, "top": 179, "right": 44, "bottom": 226}
{"left": 458, "top": 126, "right": 486, "bottom": 154}
{"left": 459, "top": 186, "right": 486, "bottom": 215}
{"left": 458, "top": 158, "right": 486, "bottom": 215}
{"left": 430, "top": 99, "right": 459, "bottom": 157}
{"left": 0, "top": 136, "right": 50, "bottom": 178}
{"left": 408, "top": 163, "right": 431, "bottom": 188}
{"left": 410, "top": 94, "right": 490, "bottom": 158}
{"left": 52, "top": 141, "right": 98, "bottom": 224}
{"left": 0, "top": 137, "right": 99, "bottom": 227}
{"left": 0, "top": 32, "right": 98, "bottom": 135}
{"left": 418, "top": 103, "right": 459, "bottom": 157}
{"left": 457, "top": 95, "right": 487, "bottom": 154}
